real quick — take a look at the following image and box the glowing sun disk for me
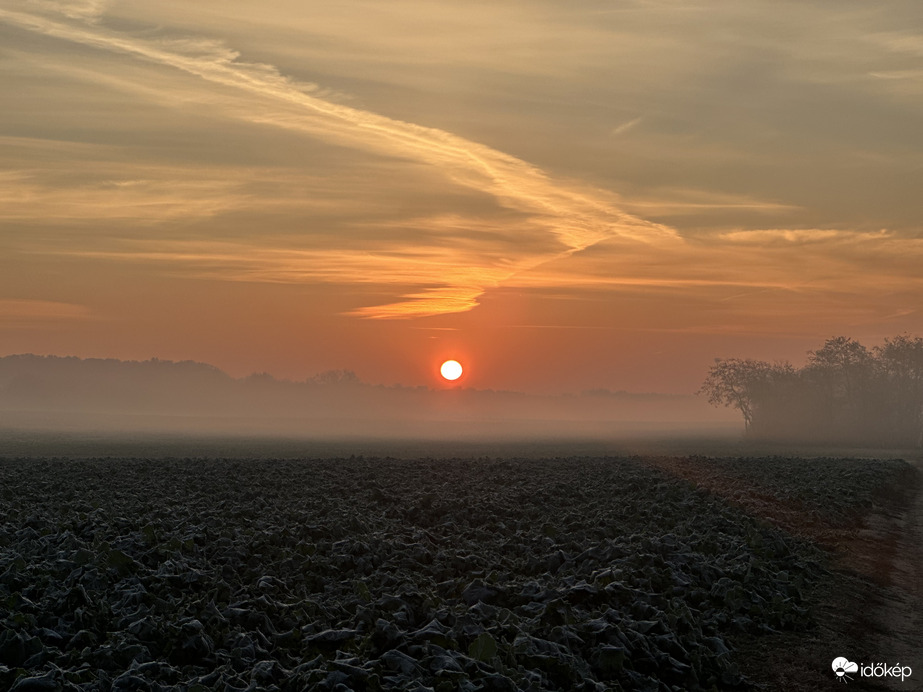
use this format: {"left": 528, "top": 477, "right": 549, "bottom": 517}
{"left": 440, "top": 360, "right": 463, "bottom": 381}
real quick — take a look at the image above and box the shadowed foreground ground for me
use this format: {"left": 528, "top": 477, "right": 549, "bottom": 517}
{"left": 0, "top": 455, "right": 917, "bottom": 691}
{"left": 648, "top": 455, "right": 922, "bottom": 691}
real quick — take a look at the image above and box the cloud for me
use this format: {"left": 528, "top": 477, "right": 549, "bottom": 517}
{"left": 0, "top": 4, "right": 680, "bottom": 318}
{"left": 31, "top": 216, "right": 923, "bottom": 338}
{"left": 611, "top": 117, "right": 643, "bottom": 137}
{"left": 869, "top": 32, "right": 923, "bottom": 57}
{"left": 0, "top": 169, "right": 247, "bottom": 222}
{"left": 719, "top": 228, "right": 858, "bottom": 244}
{"left": 504, "top": 225, "right": 923, "bottom": 329}
{"left": 27, "top": 0, "right": 108, "bottom": 22}
{"left": 618, "top": 188, "right": 800, "bottom": 217}
{"left": 38, "top": 239, "right": 520, "bottom": 320}
{"left": 4, "top": 1, "right": 922, "bottom": 335}
{"left": 0, "top": 299, "right": 93, "bottom": 325}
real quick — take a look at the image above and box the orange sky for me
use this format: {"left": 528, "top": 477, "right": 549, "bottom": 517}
{"left": 2, "top": 1, "right": 922, "bottom": 393}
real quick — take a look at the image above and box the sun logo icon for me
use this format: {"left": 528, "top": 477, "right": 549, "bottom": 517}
{"left": 832, "top": 657, "right": 858, "bottom": 683}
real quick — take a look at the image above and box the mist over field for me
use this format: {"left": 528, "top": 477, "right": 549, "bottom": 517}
{"left": 0, "top": 354, "right": 737, "bottom": 443}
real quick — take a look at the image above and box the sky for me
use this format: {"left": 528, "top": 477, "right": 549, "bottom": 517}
{"left": 1, "top": 0, "right": 922, "bottom": 394}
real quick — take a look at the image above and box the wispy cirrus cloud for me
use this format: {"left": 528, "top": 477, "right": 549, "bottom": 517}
{"left": 611, "top": 117, "right": 643, "bottom": 137}
{"left": 510, "top": 227, "right": 923, "bottom": 300}
{"left": 0, "top": 4, "right": 678, "bottom": 318}
{"left": 719, "top": 228, "right": 861, "bottom": 244}
{"left": 26, "top": 0, "right": 108, "bottom": 22}
{"left": 35, "top": 237, "right": 526, "bottom": 318}
{"left": 617, "top": 187, "right": 800, "bottom": 218}
{"left": 4, "top": 0, "right": 921, "bottom": 338}
{"left": 0, "top": 298, "right": 93, "bottom": 325}
{"left": 0, "top": 169, "right": 247, "bottom": 222}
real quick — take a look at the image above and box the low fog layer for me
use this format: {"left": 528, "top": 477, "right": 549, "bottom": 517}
{"left": 0, "top": 355, "right": 736, "bottom": 440}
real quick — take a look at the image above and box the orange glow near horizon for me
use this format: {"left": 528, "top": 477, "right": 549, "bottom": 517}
{"left": 1, "top": 2, "right": 922, "bottom": 395}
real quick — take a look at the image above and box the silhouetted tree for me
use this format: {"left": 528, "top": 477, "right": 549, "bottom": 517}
{"left": 805, "top": 336, "right": 873, "bottom": 400}
{"left": 746, "top": 362, "right": 814, "bottom": 439}
{"left": 803, "top": 337, "right": 875, "bottom": 439}
{"left": 700, "top": 335, "right": 923, "bottom": 446}
{"left": 875, "top": 334, "right": 923, "bottom": 445}
{"left": 698, "top": 358, "right": 775, "bottom": 431}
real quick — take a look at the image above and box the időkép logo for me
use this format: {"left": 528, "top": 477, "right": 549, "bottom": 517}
{"left": 832, "top": 657, "right": 912, "bottom": 683}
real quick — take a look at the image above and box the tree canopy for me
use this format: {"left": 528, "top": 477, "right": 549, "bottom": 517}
{"left": 700, "top": 335, "right": 923, "bottom": 446}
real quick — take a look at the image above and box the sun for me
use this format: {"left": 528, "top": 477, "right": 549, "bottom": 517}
{"left": 440, "top": 360, "right": 463, "bottom": 381}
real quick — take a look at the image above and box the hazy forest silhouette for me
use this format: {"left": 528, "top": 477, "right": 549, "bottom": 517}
{"left": 0, "top": 354, "right": 732, "bottom": 439}
{"left": 700, "top": 335, "right": 923, "bottom": 447}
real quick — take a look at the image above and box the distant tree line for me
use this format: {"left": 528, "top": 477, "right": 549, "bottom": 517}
{"left": 699, "top": 335, "right": 923, "bottom": 446}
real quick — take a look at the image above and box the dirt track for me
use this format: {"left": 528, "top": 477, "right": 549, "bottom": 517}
{"left": 645, "top": 455, "right": 922, "bottom": 691}
{"left": 843, "top": 456, "right": 922, "bottom": 691}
